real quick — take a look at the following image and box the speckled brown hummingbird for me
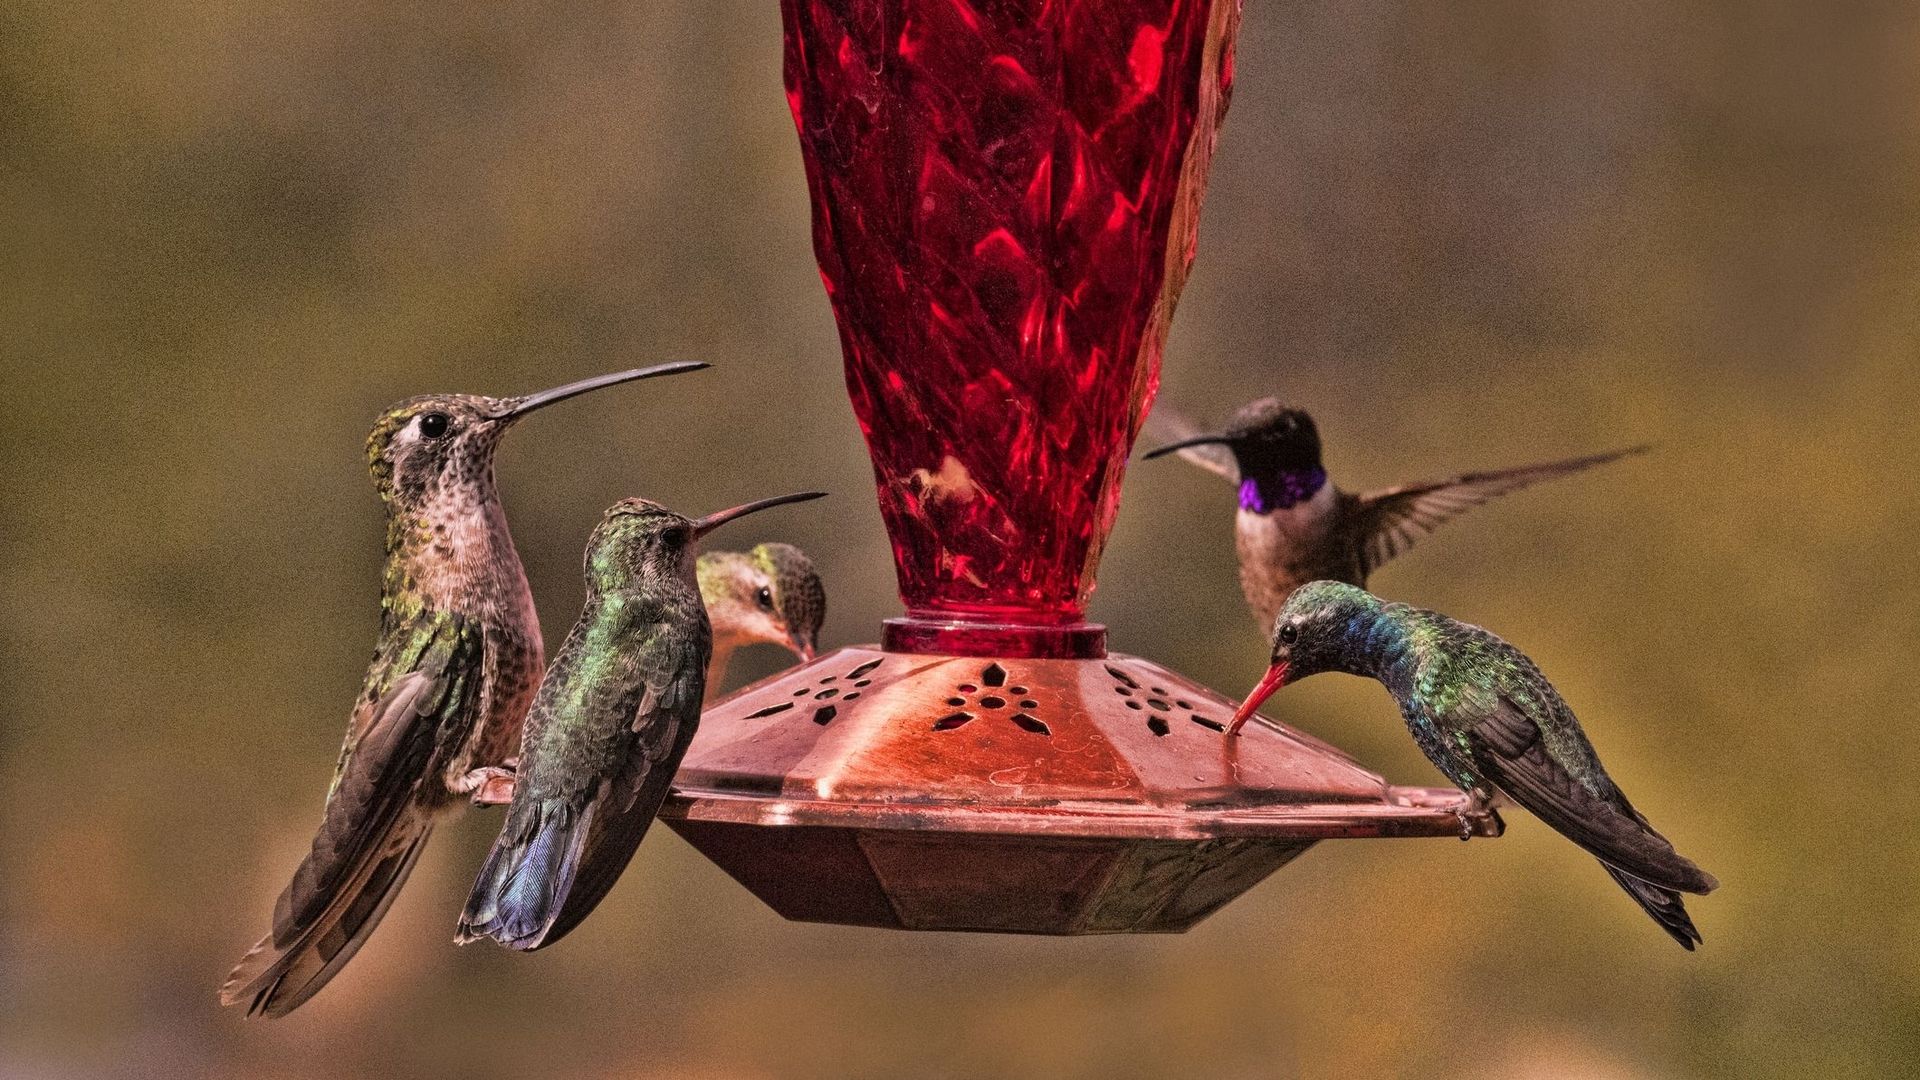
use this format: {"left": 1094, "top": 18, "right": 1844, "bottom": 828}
{"left": 1142, "top": 399, "right": 1646, "bottom": 629}
{"left": 456, "top": 490, "right": 826, "bottom": 952}
{"left": 1231, "top": 580, "right": 1718, "bottom": 948}
{"left": 697, "top": 542, "right": 826, "bottom": 701}
{"left": 219, "top": 362, "right": 708, "bottom": 1016}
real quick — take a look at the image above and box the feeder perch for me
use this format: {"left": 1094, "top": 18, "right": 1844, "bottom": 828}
{"left": 658, "top": 0, "right": 1499, "bottom": 934}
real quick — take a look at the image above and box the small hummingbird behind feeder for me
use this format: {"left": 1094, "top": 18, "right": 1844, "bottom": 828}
{"left": 697, "top": 542, "right": 826, "bottom": 701}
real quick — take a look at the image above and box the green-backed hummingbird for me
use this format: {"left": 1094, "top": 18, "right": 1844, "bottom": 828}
{"left": 455, "top": 490, "right": 826, "bottom": 951}
{"left": 697, "top": 542, "right": 826, "bottom": 701}
{"left": 1230, "top": 580, "right": 1718, "bottom": 949}
{"left": 219, "top": 362, "right": 708, "bottom": 1016}
{"left": 1142, "top": 399, "right": 1645, "bottom": 629}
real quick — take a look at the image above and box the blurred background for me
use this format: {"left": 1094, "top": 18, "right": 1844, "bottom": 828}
{"left": 3, "top": 2, "right": 1916, "bottom": 1077}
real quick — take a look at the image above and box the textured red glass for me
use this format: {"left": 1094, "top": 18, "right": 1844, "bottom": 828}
{"left": 784, "top": 0, "right": 1241, "bottom": 641}
{"left": 655, "top": 2, "right": 1500, "bottom": 936}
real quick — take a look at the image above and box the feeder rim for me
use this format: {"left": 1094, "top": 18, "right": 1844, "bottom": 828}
{"left": 660, "top": 786, "right": 1503, "bottom": 842}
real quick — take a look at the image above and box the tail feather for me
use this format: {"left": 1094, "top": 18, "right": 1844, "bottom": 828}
{"left": 220, "top": 822, "right": 432, "bottom": 1017}
{"left": 455, "top": 799, "right": 590, "bottom": 950}
{"left": 535, "top": 775, "right": 680, "bottom": 949}
{"left": 1604, "top": 862, "right": 1703, "bottom": 950}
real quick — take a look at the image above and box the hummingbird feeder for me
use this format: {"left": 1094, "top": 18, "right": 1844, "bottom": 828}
{"left": 658, "top": 0, "right": 1499, "bottom": 934}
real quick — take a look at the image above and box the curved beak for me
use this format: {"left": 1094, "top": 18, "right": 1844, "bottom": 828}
{"left": 495, "top": 361, "right": 710, "bottom": 421}
{"left": 1140, "top": 432, "right": 1231, "bottom": 460}
{"left": 1227, "top": 661, "right": 1291, "bottom": 735}
{"left": 690, "top": 491, "right": 827, "bottom": 541}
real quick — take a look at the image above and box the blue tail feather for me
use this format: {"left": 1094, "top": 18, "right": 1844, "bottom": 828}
{"left": 456, "top": 799, "right": 587, "bottom": 950}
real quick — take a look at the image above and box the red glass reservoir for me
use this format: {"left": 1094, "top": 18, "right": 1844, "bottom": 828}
{"left": 659, "top": 0, "right": 1498, "bottom": 934}
{"left": 788, "top": 0, "right": 1237, "bottom": 651}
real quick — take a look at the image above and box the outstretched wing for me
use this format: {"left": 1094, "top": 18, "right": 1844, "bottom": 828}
{"left": 223, "top": 610, "right": 480, "bottom": 1015}
{"left": 1465, "top": 696, "right": 1715, "bottom": 896}
{"left": 537, "top": 620, "right": 709, "bottom": 947}
{"left": 1142, "top": 403, "right": 1238, "bottom": 481}
{"left": 1352, "top": 446, "right": 1648, "bottom": 579}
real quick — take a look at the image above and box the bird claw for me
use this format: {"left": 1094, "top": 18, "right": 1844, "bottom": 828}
{"left": 464, "top": 766, "right": 517, "bottom": 807}
{"left": 1455, "top": 789, "right": 1493, "bottom": 841}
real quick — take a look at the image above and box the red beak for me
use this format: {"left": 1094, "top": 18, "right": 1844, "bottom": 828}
{"left": 1227, "top": 661, "right": 1291, "bottom": 735}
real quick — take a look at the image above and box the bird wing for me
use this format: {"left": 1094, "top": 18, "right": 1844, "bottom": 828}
{"left": 223, "top": 610, "right": 480, "bottom": 1014}
{"left": 1465, "top": 694, "right": 1716, "bottom": 895}
{"left": 536, "top": 618, "right": 710, "bottom": 947}
{"left": 1143, "top": 403, "right": 1238, "bottom": 481}
{"left": 1351, "top": 445, "right": 1648, "bottom": 579}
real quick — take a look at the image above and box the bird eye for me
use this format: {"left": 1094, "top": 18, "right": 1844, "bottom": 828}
{"left": 1279, "top": 624, "right": 1299, "bottom": 645}
{"left": 756, "top": 586, "right": 774, "bottom": 610}
{"left": 418, "top": 412, "right": 451, "bottom": 439}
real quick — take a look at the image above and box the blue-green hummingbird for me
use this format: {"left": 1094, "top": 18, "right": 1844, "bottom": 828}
{"left": 1142, "top": 399, "right": 1645, "bottom": 629}
{"left": 1231, "top": 580, "right": 1719, "bottom": 949}
{"left": 219, "top": 362, "right": 708, "bottom": 1016}
{"left": 455, "top": 490, "right": 826, "bottom": 951}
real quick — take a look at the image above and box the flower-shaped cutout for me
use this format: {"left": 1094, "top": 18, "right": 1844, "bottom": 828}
{"left": 932, "top": 664, "right": 1047, "bottom": 735}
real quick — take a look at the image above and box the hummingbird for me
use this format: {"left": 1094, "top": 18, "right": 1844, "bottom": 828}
{"left": 455, "top": 490, "right": 827, "bottom": 951}
{"left": 219, "top": 361, "right": 708, "bottom": 1016}
{"left": 1230, "top": 580, "right": 1719, "bottom": 949}
{"left": 697, "top": 542, "right": 827, "bottom": 702}
{"left": 1141, "top": 399, "right": 1646, "bottom": 629}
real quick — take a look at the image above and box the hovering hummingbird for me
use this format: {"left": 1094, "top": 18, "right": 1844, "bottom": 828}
{"left": 219, "top": 362, "right": 708, "bottom": 1016}
{"left": 1141, "top": 400, "right": 1646, "bottom": 629}
{"left": 697, "top": 542, "right": 826, "bottom": 702}
{"left": 1230, "top": 580, "right": 1718, "bottom": 949}
{"left": 456, "top": 490, "right": 827, "bottom": 951}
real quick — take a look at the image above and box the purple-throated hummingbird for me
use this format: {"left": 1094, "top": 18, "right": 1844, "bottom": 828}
{"left": 1231, "top": 580, "right": 1718, "bottom": 949}
{"left": 1142, "top": 399, "right": 1645, "bottom": 629}
{"left": 219, "top": 362, "right": 708, "bottom": 1016}
{"left": 455, "top": 491, "right": 826, "bottom": 951}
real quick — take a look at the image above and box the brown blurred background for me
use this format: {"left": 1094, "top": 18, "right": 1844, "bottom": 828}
{"left": 3, "top": 2, "right": 1916, "bottom": 1077}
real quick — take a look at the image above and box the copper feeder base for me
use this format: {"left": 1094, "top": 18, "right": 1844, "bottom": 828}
{"left": 660, "top": 646, "right": 1501, "bottom": 935}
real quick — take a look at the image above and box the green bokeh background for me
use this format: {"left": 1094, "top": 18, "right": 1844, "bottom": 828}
{"left": 3, "top": 3, "right": 1915, "bottom": 1077}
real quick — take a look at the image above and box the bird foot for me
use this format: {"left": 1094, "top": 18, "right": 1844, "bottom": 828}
{"left": 1455, "top": 790, "right": 1494, "bottom": 841}
{"left": 463, "top": 766, "right": 517, "bottom": 807}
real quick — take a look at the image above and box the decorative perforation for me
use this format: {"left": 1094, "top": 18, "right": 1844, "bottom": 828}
{"left": 759, "top": 657, "right": 887, "bottom": 726}
{"left": 1109, "top": 665, "right": 1227, "bottom": 739}
{"left": 932, "top": 663, "right": 1049, "bottom": 737}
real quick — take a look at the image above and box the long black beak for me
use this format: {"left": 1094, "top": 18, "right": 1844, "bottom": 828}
{"left": 690, "top": 491, "right": 827, "bottom": 540}
{"left": 1140, "top": 433, "right": 1231, "bottom": 460}
{"left": 496, "top": 362, "right": 710, "bottom": 421}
